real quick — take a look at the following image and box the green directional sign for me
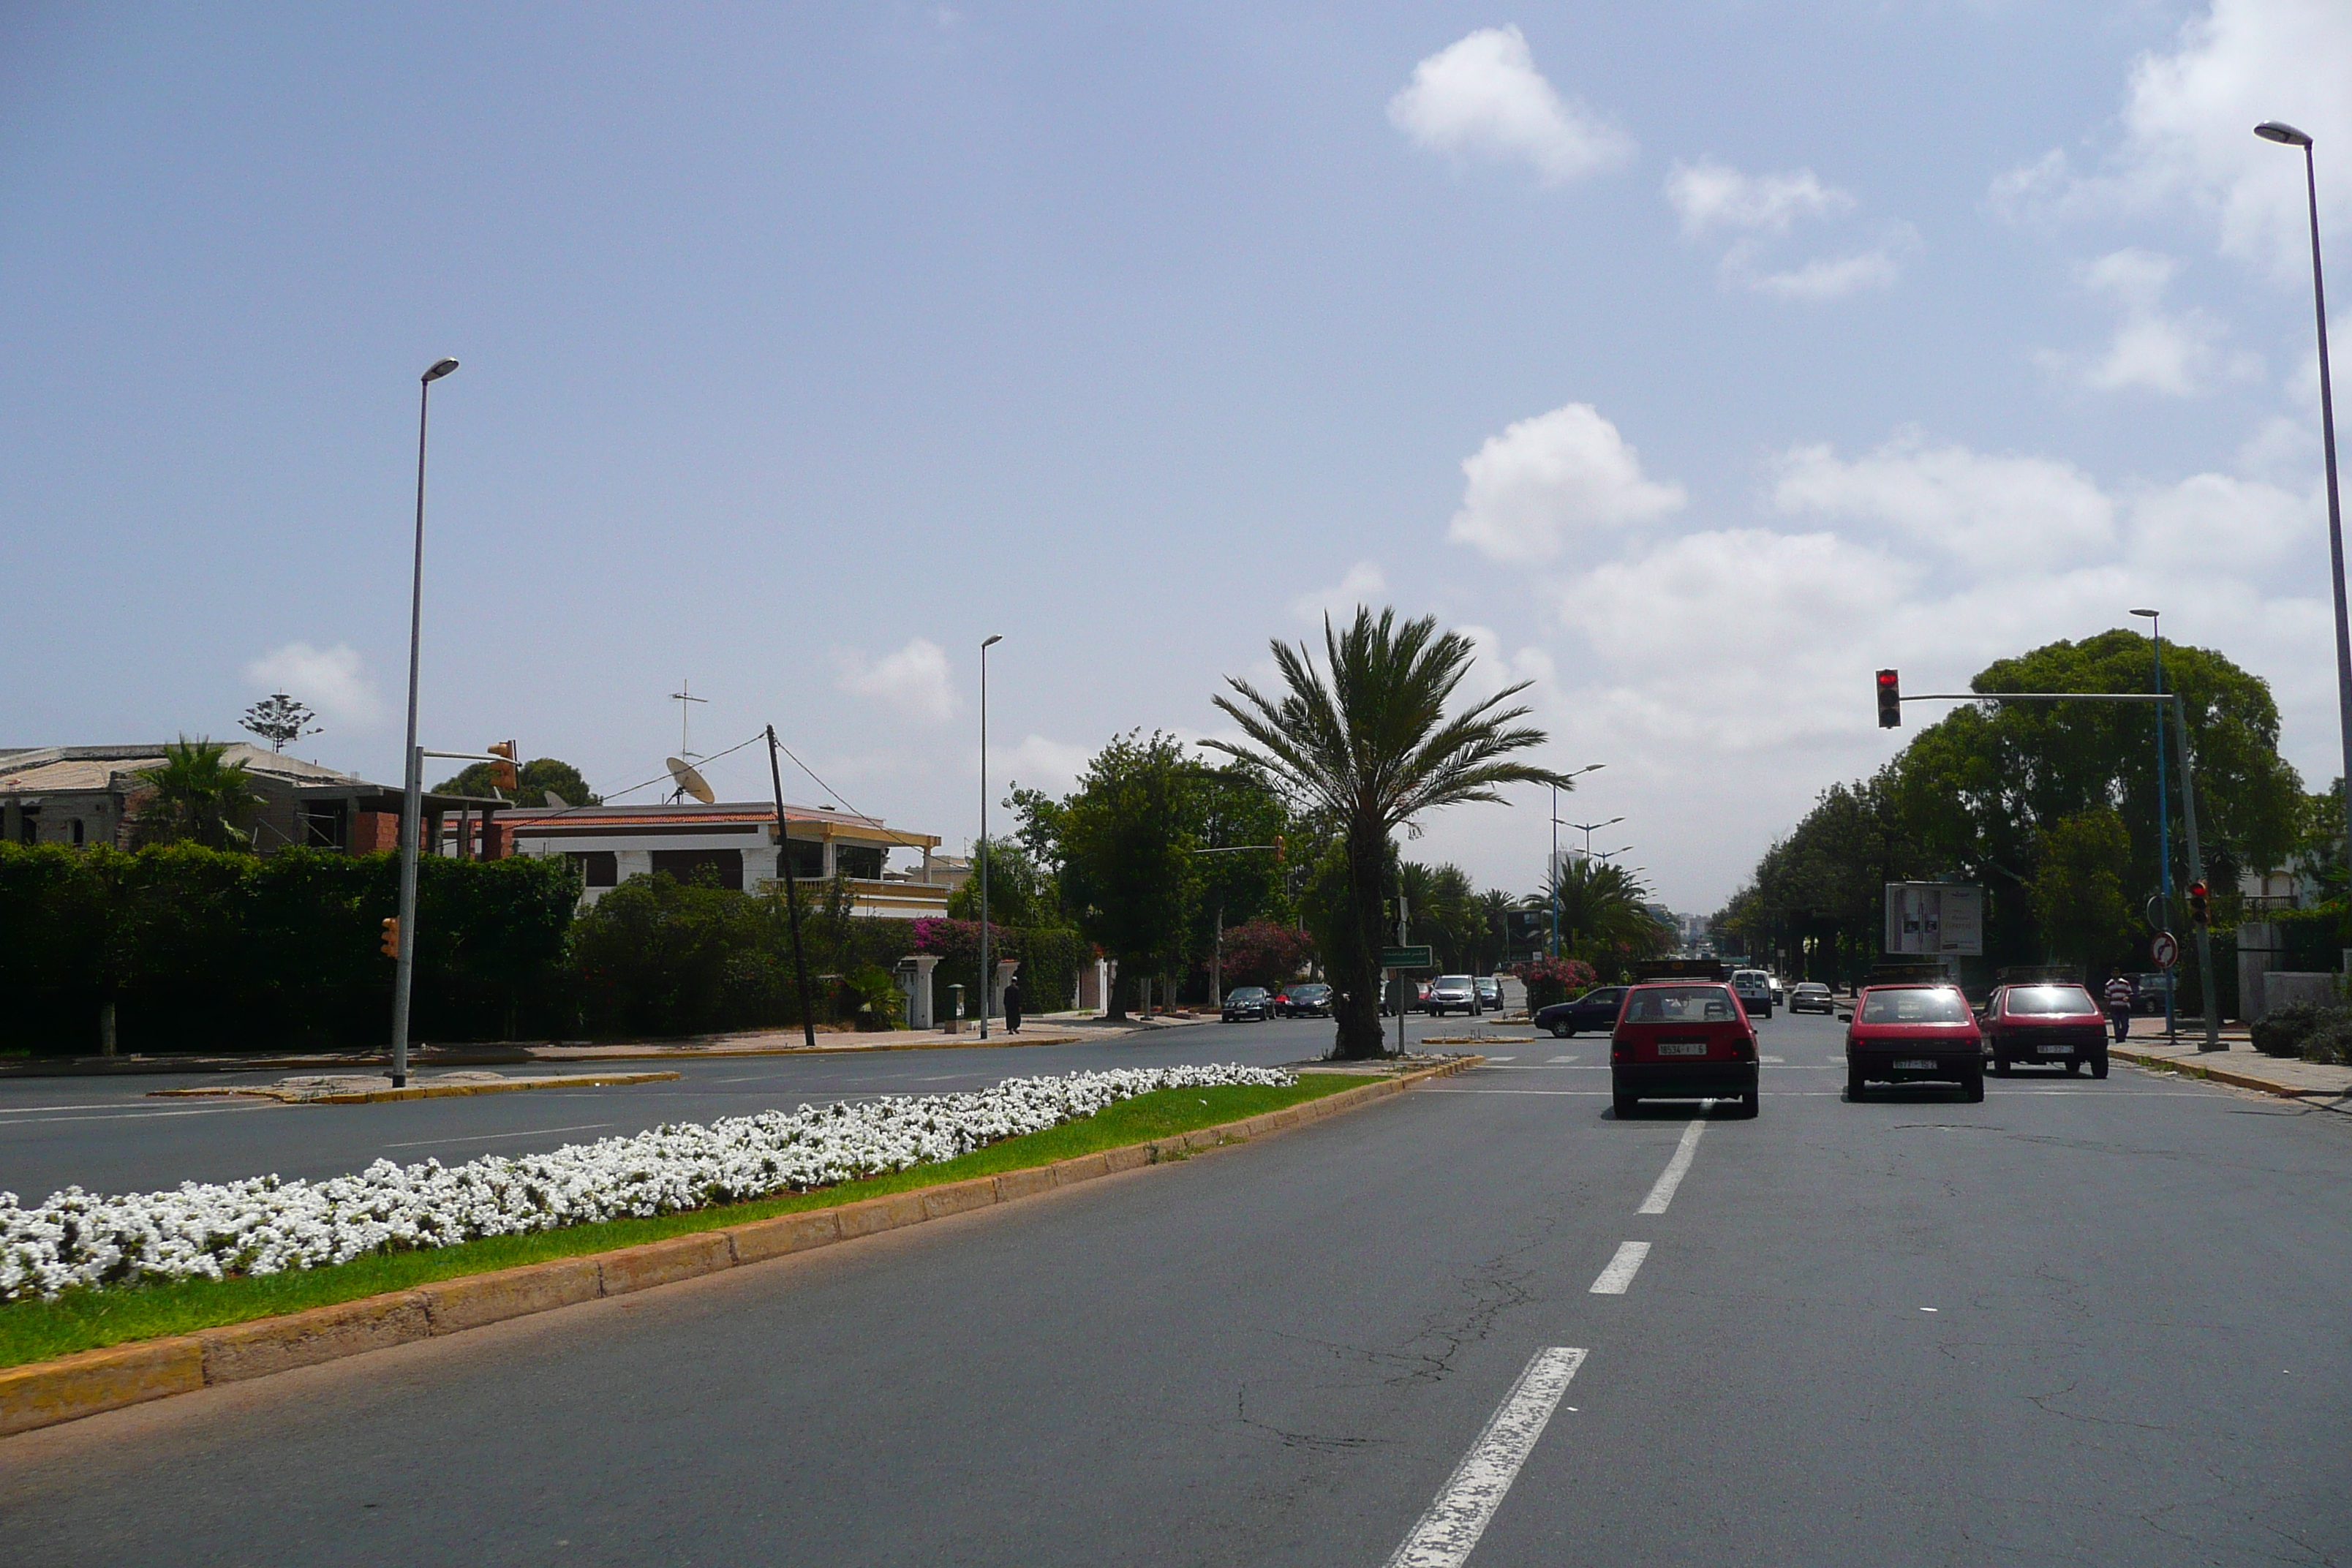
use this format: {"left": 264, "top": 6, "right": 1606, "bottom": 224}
{"left": 1381, "top": 945, "right": 1434, "bottom": 970}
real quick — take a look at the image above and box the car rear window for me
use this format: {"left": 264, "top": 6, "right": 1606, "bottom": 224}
{"left": 2007, "top": 985, "right": 2096, "bottom": 1014}
{"left": 1624, "top": 986, "right": 1738, "bottom": 1022}
{"left": 1860, "top": 989, "right": 1971, "bottom": 1023}
{"left": 1437, "top": 975, "right": 1471, "bottom": 987}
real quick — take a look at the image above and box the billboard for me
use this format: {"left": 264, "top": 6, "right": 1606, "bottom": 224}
{"left": 1884, "top": 883, "right": 1984, "bottom": 957}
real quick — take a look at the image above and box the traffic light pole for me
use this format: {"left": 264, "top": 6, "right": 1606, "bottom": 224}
{"left": 1893, "top": 689, "right": 2220, "bottom": 1051}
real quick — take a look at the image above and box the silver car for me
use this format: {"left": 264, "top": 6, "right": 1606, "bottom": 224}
{"left": 1426, "top": 974, "right": 1480, "bottom": 1017}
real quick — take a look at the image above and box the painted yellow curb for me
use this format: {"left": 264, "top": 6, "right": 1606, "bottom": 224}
{"left": 0, "top": 1058, "right": 1481, "bottom": 1439}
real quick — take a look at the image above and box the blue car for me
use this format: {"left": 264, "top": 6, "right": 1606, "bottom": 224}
{"left": 1533, "top": 986, "right": 1628, "bottom": 1039}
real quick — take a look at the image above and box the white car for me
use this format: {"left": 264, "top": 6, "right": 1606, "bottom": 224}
{"left": 1732, "top": 968, "right": 1774, "bottom": 1019}
{"left": 1768, "top": 973, "right": 1785, "bottom": 1006}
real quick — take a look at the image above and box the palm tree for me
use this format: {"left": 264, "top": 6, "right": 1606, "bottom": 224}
{"left": 132, "top": 736, "right": 262, "bottom": 850}
{"left": 1545, "top": 854, "right": 1670, "bottom": 968}
{"left": 1207, "top": 608, "right": 1571, "bottom": 1058}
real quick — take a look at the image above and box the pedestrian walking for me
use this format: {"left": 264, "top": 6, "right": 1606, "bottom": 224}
{"left": 1003, "top": 973, "right": 1022, "bottom": 1034}
{"left": 2103, "top": 967, "right": 2136, "bottom": 1042}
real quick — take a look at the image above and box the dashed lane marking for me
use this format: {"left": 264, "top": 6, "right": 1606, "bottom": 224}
{"left": 1636, "top": 1118, "right": 1706, "bottom": 1215}
{"left": 1588, "top": 1242, "right": 1651, "bottom": 1294}
{"left": 1381, "top": 1346, "right": 1588, "bottom": 1568}
{"left": 1545, "top": 1055, "right": 1578, "bottom": 1063}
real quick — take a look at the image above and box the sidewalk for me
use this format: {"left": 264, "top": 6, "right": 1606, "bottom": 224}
{"left": 2108, "top": 1026, "right": 2352, "bottom": 1114}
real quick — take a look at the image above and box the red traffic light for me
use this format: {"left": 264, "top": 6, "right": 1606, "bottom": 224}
{"left": 488, "top": 740, "right": 519, "bottom": 791}
{"left": 1875, "top": 669, "right": 1901, "bottom": 728}
{"left": 2187, "top": 882, "right": 2211, "bottom": 927}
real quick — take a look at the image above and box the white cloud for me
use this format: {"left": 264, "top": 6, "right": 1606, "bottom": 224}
{"left": 1772, "top": 430, "right": 2117, "bottom": 561}
{"left": 1447, "top": 404, "right": 1686, "bottom": 564}
{"left": 244, "top": 642, "right": 382, "bottom": 728}
{"left": 1289, "top": 560, "right": 1387, "bottom": 622}
{"left": 1726, "top": 242, "right": 1904, "bottom": 301}
{"left": 1387, "top": 26, "right": 1634, "bottom": 185}
{"left": 999, "top": 734, "right": 1090, "bottom": 796}
{"left": 1989, "top": 0, "right": 2352, "bottom": 275}
{"left": 1665, "top": 160, "right": 1852, "bottom": 236}
{"left": 2035, "top": 248, "right": 2255, "bottom": 395}
{"left": 833, "top": 638, "right": 959, "bottom": 723}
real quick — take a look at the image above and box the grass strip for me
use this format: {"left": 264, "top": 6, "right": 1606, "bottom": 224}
{"left": 0, "top": 1074, "right": 1360, "bottom": 1369}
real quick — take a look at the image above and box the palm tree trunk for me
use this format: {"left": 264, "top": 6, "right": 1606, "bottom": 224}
{"left": 1333, "top": 827, "right": 1387, "bottom": 1058}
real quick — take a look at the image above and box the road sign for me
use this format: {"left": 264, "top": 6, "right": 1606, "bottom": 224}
{"left": 2152, "top": 930, "right": 2179, "bottom": 970}
{"left": 1381, "top": 946, "right": 1434, "bottom": 970}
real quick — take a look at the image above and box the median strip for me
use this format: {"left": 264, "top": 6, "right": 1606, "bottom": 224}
{"left": 0, "top": 1056, "right": 1479, "bottom": 1437}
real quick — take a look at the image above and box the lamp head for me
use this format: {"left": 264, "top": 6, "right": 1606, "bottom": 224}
{"left": 2255, "top": 121, "right": 2312, "bottom": 148}
{"left": 981, "top": 633, "right": 1003, "bottom": 649}
{"left": 423, "top": 358, "right": 460, "bottom": 382}
{"left": 2130, "top": 607, "right": 2159, "bottom": 619}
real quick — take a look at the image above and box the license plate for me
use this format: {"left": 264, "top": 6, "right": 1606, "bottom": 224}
{"left": 1656, "top": 1041, "right": 1707, "bottom": 1057}
{"left": 1893, "top": 1059, "right": 1937, "bottom": 1071}
{"left": 2038, "top": 1044, "right": 2073, "bottom": 1055}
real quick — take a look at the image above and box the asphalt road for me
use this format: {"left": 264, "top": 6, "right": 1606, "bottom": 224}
{"left": 4, "top": 1007, "right": 2348, "bottom": 1567}
{"left": 0, "top": 1012, "right": 1526, "bottom": 1199}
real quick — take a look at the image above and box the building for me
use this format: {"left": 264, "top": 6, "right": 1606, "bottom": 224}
{"left": 497, "top": 801, "right": 956, "bottom": 919}
{"left": 0, "top": 743, "right": 491, "bottom": 855}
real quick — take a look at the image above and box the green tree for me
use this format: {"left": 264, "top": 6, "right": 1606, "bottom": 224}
{"left": 131, "top": 737, "right": 262, "bottom": 850}
{"left": 1545, "top": 855, "right": 1670, "bottom": 970}
{"left": 2027, "top": 809, "right": 2133, "bottom": 966}
{"left": 432, "top": 755, "right": 601, "bottom": 808}
{"left": 1207, "top": 608, "right": 1568, "bottom": 1058}
{"left": 1398, "top": 860, "right": 1482, "bottom": 970}
{"left": 946, "top": 837, "right": 1062, "bottom": 928}
{"left": 1049, "top": 731, "right": 1202, "bottom": 1019}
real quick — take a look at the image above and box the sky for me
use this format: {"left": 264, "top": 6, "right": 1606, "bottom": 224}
{"left": 4, "top": 1, "right": 2351, "bottom": 913}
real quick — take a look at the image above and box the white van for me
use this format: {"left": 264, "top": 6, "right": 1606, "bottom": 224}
{"left": 1732, "top": 968, "right": 1774, "bottom": 1019}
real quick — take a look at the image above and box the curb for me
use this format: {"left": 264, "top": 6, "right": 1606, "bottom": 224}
{"left": 2111, "top": 1046, "right": 2352, "bottom": 1111}
{"left": 152, "top": 1071, "right": 683, "bottom": 1105}
{"left": 0, "top": 1056, "right": 1480, "bottom": 1439}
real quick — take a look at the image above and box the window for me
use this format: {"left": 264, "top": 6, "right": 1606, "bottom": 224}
{"left": 834, "top": 843, "right": 885, "bottom": 880}
{"left": 649, "top": 848, "right": 744, "bottom": 891}
{"left": 569, "top": 851, "right": 617, "bottom": 888}
{"left": 301, "top": 801, "right": 349, "bottom": 851}
{"left": 70, "top": 818, "right": 85, "bottom": 847}
{"left": 2006, "top": 986, "right": 2096, "bottom": 1015}
{"left": 1860, "top": 989, "right": 1970, "bottom": 1024}
{"left": 781, "top": 836, "right": 823, "bottom": 880}
{"left": 18, "top": 810, "right": 38, "bottom": 845}
{"left": 1627, "top": 985, "right": 1735, "bottom": 1022}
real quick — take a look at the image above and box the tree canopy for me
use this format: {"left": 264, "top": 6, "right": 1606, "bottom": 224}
{"left": 431, "top": 755, "right": 601, "bottom": 808}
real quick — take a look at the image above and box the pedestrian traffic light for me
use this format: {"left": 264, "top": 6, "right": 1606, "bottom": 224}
{"left": 488, "top": 741, "right": 519, "bottom": 791}
{"left": 1876, "top": 669, "right": 1901, "bottom": 728}
{"left": 2187, "top": 882, "right": 2209, "bottom": 927}
{"left": 380, "top": 916, "right": 401, "bottom": 958}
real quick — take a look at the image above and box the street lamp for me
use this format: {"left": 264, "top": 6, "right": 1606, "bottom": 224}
{"left": 2255, "top": 120, "right": 2352, "bottom": 896}
{"left": 2130, "top": 607, "right": 2179, "bottom": 1035}
{"left": 1567, "top": 817, "right": 1625, "bottom": 859}
{"left": 390, "top": 356, "right": 459, "bottom": 1089}
{"left": 978, "top": 633, "right": 1003, "bottom": 1039}
{"left": 1546, "top": 765, "right": 1603, "bottom": 957}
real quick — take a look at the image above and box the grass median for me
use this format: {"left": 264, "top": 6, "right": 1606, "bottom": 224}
{"left": 0, "top": 1073, "right": 1360, "bottom": 1370}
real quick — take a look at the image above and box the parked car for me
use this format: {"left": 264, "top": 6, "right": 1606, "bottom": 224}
{"left": 1474, "top": 976, "right": 1502, "bottom": 1011}
{"left": 2130, "top": 973, "right": 2171, "bottom": 1016}
{"left": 1274, "top": 982, "right": 1333, "bottom": 1018}
{"left": 1427, "top": 974, "right": 1480, "bottom": 1017}
{"left": 1610, "top": 979, "right": 1760, "bottom": 1117}
{"left": 1731, "top": 968, "right": 1775, "bottom": 1019}
{"left": 1789, "top": 981, "right": 1835, "bottom": 1014}
{"left": 1534, "top": 986, "right": 1628, "bottom": 1039}
{"left": 1221, "top": 986, "right": 1273, "bottom": 1023}
{"left": 1845, "top": 984, "right": 1983, "bottom": 1101}
{"left": 1981, "top": 982, "right": 2108, "bottom": 1077}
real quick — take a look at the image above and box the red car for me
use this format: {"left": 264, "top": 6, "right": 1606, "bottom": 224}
{"left": 1610, "top": 979, "right": 1759, "bottom": 1118}
{"left": 1983, "top": 982, "right": 2109, "bottom": 1078}
{"left": 1845, "top": 984, "right": 1983, "bottom": 1101}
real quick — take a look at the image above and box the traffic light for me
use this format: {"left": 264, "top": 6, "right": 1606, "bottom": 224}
{"left": 380, "top": 916, "right": 401, "bottom": 958}
{"left": 1273, "top": 834, "right": 1286, "bottom": 865}
{"left": 488, "top": 741, "right": 519, "bottom": 792}
{"left": 1876, "top": 669, "right": 1901, "bottom": 728}
{"left": 2187, "top": 882, "right": 2209, "bottom": 927}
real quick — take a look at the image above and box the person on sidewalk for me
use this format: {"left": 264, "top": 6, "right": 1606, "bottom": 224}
{"left": 2103, "top": 967, "right": 2136, "bottom": 1042}
{"left": 1003, "top": 973, "right": 1022, "bottom": 1034}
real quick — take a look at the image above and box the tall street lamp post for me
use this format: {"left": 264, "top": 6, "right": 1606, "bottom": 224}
{"left": 2130, "top": 607, "right": 2178, "bottom": 1035}
{"left": 1545, "top": 766, "right": 1605, "bottom": 957}
{"left": 977, "top": 633, "right": 1003, "bottom": 1039}
{"left": 390, "top": 356, "right": 459, "bottom": 1090}
{"left": 2257, "top": 120, "right": 2352, "bottom": 891}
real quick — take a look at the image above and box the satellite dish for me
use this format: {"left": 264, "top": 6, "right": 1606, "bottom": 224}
{"left": 665, "top": 756, "right": 716, "bottom": 805}
{"left": 542, "top": 790, "right": 571, "bottom": 810}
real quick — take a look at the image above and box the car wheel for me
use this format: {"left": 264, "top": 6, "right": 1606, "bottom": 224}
{"left": 1847, "top": 1065, "right": 1866, "bottom": 1101}
{"left": 2066, "top": 1058, "right": 2082, "bottom": 1076}
{"left": 1964, "top": 1068, "right": 1985, "bottom": 1102}
{"left": 1738, "top": 1078, "right": 1761, "bottom": 1118}
{"left": 1992, "top": 1052, "right": 2011, "bottom": 1077}
{"left": 1612, "top": 1090, "right": 1637, "bottom": 1118}
{"left": 1550, "top": 1023, "right": 1573, "bottom": 1039}
{"left": 2092, "top": 1053, "right": 2109, "bottom": 1079}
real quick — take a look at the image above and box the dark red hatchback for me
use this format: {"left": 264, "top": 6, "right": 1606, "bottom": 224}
{"left": 1983, "top": 982, "right": 2109, "bottom": 1078}
{"left": 1610, "top": 981, "right": 1759, "bottom": 1118}
{"left": 1846, "top": 983, "right": 1983, "bottom": 1101}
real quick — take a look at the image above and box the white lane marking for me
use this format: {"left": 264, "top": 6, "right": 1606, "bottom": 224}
{"left": 1588, "top": 1241, "right": 1651, "bottom": 1294}
{"left": 1545, "top": 1055, "right": 1577, "bottom": 1063}
{"left": 1760, "top": 1055, "right": 1785, "bottom": 1063}
{"left": 1382, "top": 1346, "right": 1587, "bottom": 1568}
{"left": 0, "top": 1104, "right": 268, "bottom": 1125}
{"left": 383, "top": 1122, "right": 617, "bottom": 1150}
{"left": 1636, "top": 1119, "right": 1707, "bottom": 1215}
{"left": 1481, "top": 1056, "right": 1517, "bottom": 1063}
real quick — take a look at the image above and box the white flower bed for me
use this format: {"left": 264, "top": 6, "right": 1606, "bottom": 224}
{"left": 0, "top": 1064, "right": 1294, "bottom": 1303}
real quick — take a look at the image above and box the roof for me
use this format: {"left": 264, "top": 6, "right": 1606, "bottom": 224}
{"left": 0, "top": 743, "right": 376, "bottom": 797}
{"left": 500, "top": 800, "right": 941, "bottom": 850}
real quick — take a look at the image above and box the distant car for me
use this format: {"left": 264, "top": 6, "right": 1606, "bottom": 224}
{"left": 2130, "top": 973, "right": 2171, "bottom": 1016}
{"left": 1983, "top": 982, "right": 2108, "bottom": 1077}
{"left": 1474, "top": 976, "right": 1502, "bottom": 1011}
{"left": 1846, "top": 984, "right": 1983, "bottom": 1101}
{"left": 1611, "top": 979, "right": 1760, "bottom": 1117}
{"left": 1275, "top": 982, "right": 1333, "bottom": 1018}
{"left": 1427, "top": 974, "right": 1480, "bottom": 1017}
{"left": 1768, "top": 974, "right": 1786, "bottom": 1006}
{"left": 1534, "top": 986, "right": 1628, "bottom": 1039}
{"left": 1731, "top": 968, "right": 1774, "bottom": 1019}
{"left": 1221, "top": 986, "right": 1273, "bottom": 1023}
{"left": 1789, "top": 981, "right": 1835, "bottom": 1014}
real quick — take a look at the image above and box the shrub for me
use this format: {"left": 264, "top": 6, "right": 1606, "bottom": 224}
{"left": 1512, "top": 956, "right": 1599, "bottom": 1011}
{"left": 2249, "top": 1000, "right": 2352, "bottom": 1059}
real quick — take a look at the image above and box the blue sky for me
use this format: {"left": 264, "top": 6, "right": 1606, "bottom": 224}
{"left": 5, "top": 1, "right": 2348, "bottom": 911}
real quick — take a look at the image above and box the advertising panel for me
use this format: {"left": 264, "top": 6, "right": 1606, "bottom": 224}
{"left": 1884, "top": 883, "right": 1985, "bottom": 957}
